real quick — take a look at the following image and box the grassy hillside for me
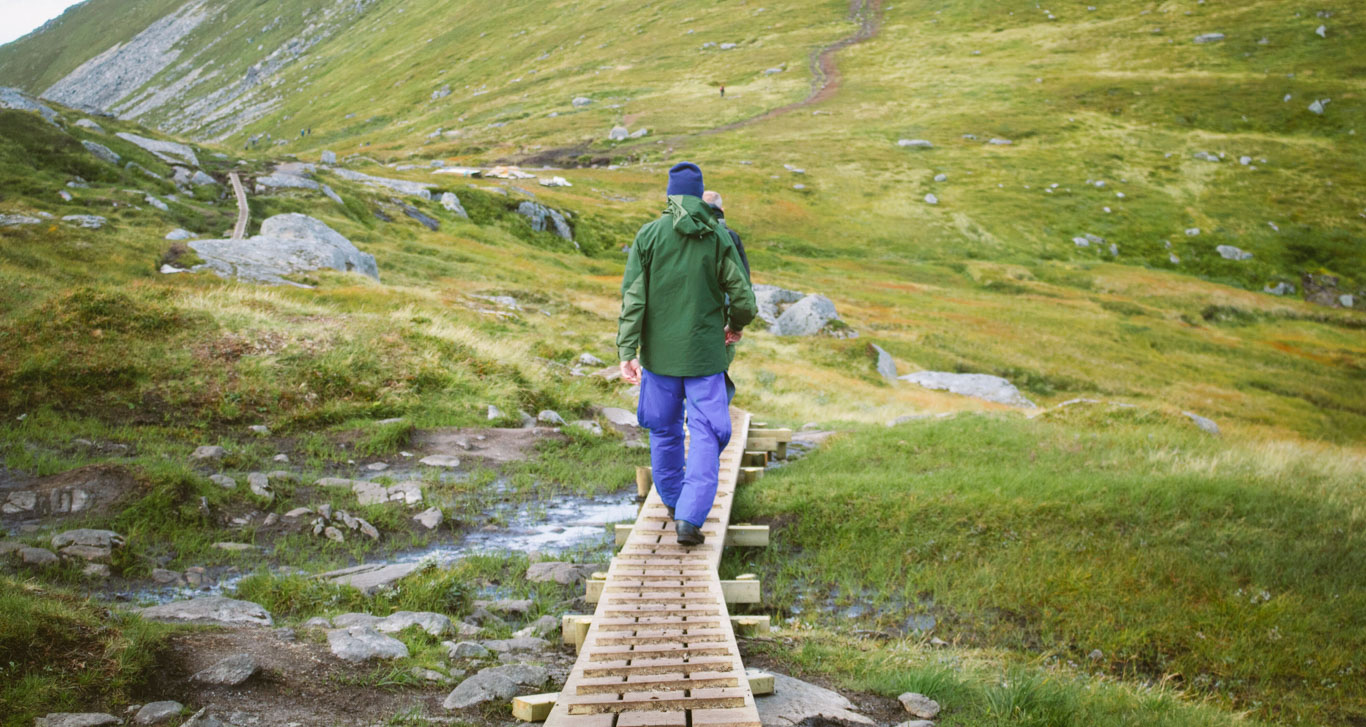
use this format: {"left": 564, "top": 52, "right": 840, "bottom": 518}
{"left": 0, "top": 0, "right": 1363, "bottom": 724}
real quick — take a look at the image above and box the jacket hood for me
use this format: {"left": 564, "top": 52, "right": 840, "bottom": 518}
{"left": 665, "top": 195, "right": 719, "bottom": 238}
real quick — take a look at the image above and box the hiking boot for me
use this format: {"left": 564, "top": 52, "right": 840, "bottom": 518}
{"left": 676, "top": 521, "right": 705, "bottom": 546}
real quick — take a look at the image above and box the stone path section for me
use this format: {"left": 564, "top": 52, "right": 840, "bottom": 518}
{"left": 545, "top": 408, "right": 757, "bottom": 727}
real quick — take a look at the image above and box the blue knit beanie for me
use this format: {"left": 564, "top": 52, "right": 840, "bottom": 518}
{"left": 666, "top": 162, "right": 704, "bottom": 198}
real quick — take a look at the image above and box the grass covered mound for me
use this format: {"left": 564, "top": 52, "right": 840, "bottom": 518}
{"left": 0, "top": 576, "right": 171, "bottom": 724}
{"left": 730, "top": 409, "right": 1366, "bottom": 724}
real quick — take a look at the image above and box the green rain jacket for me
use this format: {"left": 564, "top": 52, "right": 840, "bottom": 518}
{"left": 617, "top": 195, "right": 757, "bottom": 377}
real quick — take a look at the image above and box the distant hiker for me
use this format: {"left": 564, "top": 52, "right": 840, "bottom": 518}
{"left": 618, "top": 162, "right": 756, "bottom": 546}
{"left": 720, "top": 84, "right": 726, "bottom": 98}
{"left": 703, "top": 189, "right": 750, "bottom": 403}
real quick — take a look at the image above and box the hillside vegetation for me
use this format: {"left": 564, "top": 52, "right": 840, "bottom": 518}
{"left": 0, "top": 0, "right": 1363, "bottom": 725}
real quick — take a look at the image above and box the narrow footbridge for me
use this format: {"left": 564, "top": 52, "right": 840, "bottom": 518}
{"left": 524, "top": 409, "right": 790, "bottom": 727}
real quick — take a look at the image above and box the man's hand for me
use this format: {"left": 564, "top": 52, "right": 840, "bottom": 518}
{"left": 724, "top": 326, "right": 743, "bottom": 345}
{"left": 620, "top": 359, "right": 643, "bottom": 385}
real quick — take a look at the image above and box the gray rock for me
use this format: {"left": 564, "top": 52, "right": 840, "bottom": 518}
{"left": 1193, "top": 32, "right": 1225, "bottom": 44}
{"left": 449, "top": 641, "right": 490, "bottom": 658}
{"left": 322, "top": 184, "right": 343, "bottom": 204}
{"left": 1, "top": 214, "right": 43, "bottom": 226}
{"left": 572, "top": 96, "right": 593, "bottom": 107}
{"left": 525, "top": 561, "right": 593, "bottom": 585}
{"left": 1264, "top": 282, "right": 1295, "bottom": 296}
{"left": 897, "top": 693, "right": 941, "bottom": 720}
{"left": 578, "top": 352, "right": 605, "bottom": 367}
{"left": 208, "top": 474, "right": 235, "bottom": 489}
{"left": 1185, "top": 227, "right": 1201, "bottom": 237}
{"left": 513, "top": 615, "right": 559, "bottom": 639}
{"left": 354, "top": 480, "right": 423, "bottom": 506}
{"left": 151, "top": 568, "right": 182, "bottom": 584}
{"left": 33, "top": 715, "right": 121, "bottom": 727}
{"left": 871, "top": 344, "right": 897, "bottom": 381}
{"left": 755, "top": 672, "right": 874, "bottom": 727}
{"left": 303, "top": 616, "right": 333, "bottom": 630}
{"left": 134, "top": 700, "right": 183, "bottom": 725}
{"left": 516, "top": 201, "right": 573, "bottom": 242}
{"left": 1192, "top": 151, "right": 1220, "bottom": 162}
{"left": 166, "top": 228, "right": 193, "bottom": 240}
{"left": 897, "top": 139, "right": 933, "bottom": 148}
{"left": 1309, "top": 99, "right": 1327, "bottom": 115}
{"left": 247, "top": 472, "right": 272, "bottom": 500}
{"left": 432, "top": 85, "right": 452, "bottom": 100}
{"left": 414, "top": 507, "right": 444, "bottom": 530}
{"left": 329, "top": 167, "right": 434, "bottom": 199}
{"left": 442, "top": 664, "right": 549, "bottom": 709}
{"left": 924, "top": 193, "right": 938, "bottom": 205}
{"left": 324, "top": 526, "right": 344, "bottom": 542}
{"left": 1316, "top": 24, "right": 1327, "bottom": 38}
{"left": 75, "top": 118, "right": 105, "bottom": 133}
{"left": 177, "top": 708, "right": 228, "bottom": 727}
{"left": 332, "top": 612, "right": 382, "bottom": 628}
{"left": 440, "top": 192, "right": 469, "bottom": 218}
{"left": 933, "top": 173, "right": 948, "bottom": 182}
{"left": 115, "top": 132, "right": 199, "bottom": 166}
{"left": 1182, "top": 411, "right": 1220, "bottom": 436}
{"left": 191, "top": 445, "right": 225, "bottom": 461}
{"left": 256, "top": 172, "right": 319, "bottom": 191}
{"left": 145, "top": 195, "right": 170, "bottom": 212}
{"left": 189, "top": 213, "right": 379, "bottom": 285}
{"left": 600, "top": 407, "right": 638, "bottom": 428}
{"left": 136, "top": 596, "right": 273, "bottom": 627}
{"left": 608, "top": 125, "right": 630, "bottom": 141}
{"left": 321, "top": 561, "right": 420, "bottom": 594}
{"left": 720, "top": 42, "right": 738, "bottom": 50}
{"left": 52, "top": 529, "right": 123, "bottom": 549}
{"left": 419, "top": 454, "right": 461, "bottom": 468}
{"left": 327, "top": 625, "right": 410, "bottom": 662}
{"left": 630, "top": 128, "right": 650, "bottom": 138}
{"left": 63, "top": 215, "right": 107, "bottom": 229}
{"left": 537, "top": 410, "right": 566, "bottom": 425}
{"left": 0, "top": 87, "right": 61, "bottom": 125}
{"left": 987, "top": 138, "right": 1013, "bottom": 145}
{"left": 21, "top": 547, "right": 59, "bottom": 565}
{"left": 81, "top": 140, "right": 120, "bottom": 164}
{"left": 898, "top": 371, "right": 1037, "bottom": 408}
{"left": 1216, "top": 245, "right": 1253, "bottom": 261}
{"left": 480, "top": 637, "right": 550, "bottom": 653}
{"left": 752, "top": 284, "right": 806, "bottom": 325}
{"left": 569, "top": 420, "right": 603, "bottom": 436}
{"left": 772, "top": 294, "right": 840, "bottom": 336}
{"left": 378, "top": 610, "right": 452, "bottom": 637}
{"left": 397, "top": 200, "right": 441, "bottom": 230}
{"left": 191, "top": 170, "right": 216, "bottom": 186}
{"left": 321, "top": 150, "right": 337, "bottom": 164}
{"left": 190, "top": 653, "right": 257, "bottom": 686}
{"left": 895, "top": 722, "right": 935, "bottom": 727}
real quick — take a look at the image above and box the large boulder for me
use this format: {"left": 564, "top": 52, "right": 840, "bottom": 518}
{"left": 752, "top": 284, "right": 805, "bottom": 325}
{"left": 772, "top": 294, "right": 841, "bottom": 336}
{"left": 327, "top": 625, "right": 409, "bottom": 662}
{"left": 376, "top": 610, "right": 452, "bottom": 637}
{"left": 442, "top": 664, "right": 549, "bottom": 709}
{"left": 898, "top": 371, "right": 1037, "bottom": 408}
{"left": 525, "top": 561, "right": 594, "bottom": 585}
{"left": 190, "top": 653, "right": 257, "bottom": 686}
{"left": 330, "top": 167, "right": 434, "bottom": 199}
{"left": 136, "top": 596, "right": 273, "bottom": 627}
{"left": 320, "top": 561, "right": 420, "bottom": 593}
{"left": 81, "top": 140, "right": 120, "bottom": 164}
{"left": 441, "top": 192, "right": 469, "bottom": 218}
{"left": 871, "top": 344, "right": 897, "bottom": 381}
{"left": 188, "top": 213, "right": 378, "bottom": 286}
{"left": 516, "top": 202, "right": 573, "bottom": 242}
{"left": 756, "top": 672, "right": 875, "bottom": 727}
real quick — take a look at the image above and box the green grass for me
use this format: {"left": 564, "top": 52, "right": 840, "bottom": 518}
{"left": 728, "top": 410, "right": 1366, "bottom": 724}
{"left": 0, "top": 576, "right": 173, "bottom": 727}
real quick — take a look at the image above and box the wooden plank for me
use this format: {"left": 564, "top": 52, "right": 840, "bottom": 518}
{"left": 614, "top": 524, "right": 769, "bottom": 547}
{"left": 513, "top": 693, "right": 558, "bottom": 722}
{"left": 228, "top": 172, "right": 249, "bottom": 240}
{"left": 738, "top": 467, "right": 765, "bottom": 485}
{"left": 720, "top": 580, "right": 761, "bottom": 604}
{"left": 636, "top": 466, "right": 653, "bottom": 499}
{"left": 745, "top": 670, "right": 775, "bottom": 696}
{"left": 589, "top": 579, "right": 761, "bottom": 605}
{"left": 747, "top": 428, "right": 792, "bottom": 442}
{"left": 741, "top": 451, "right": 769, "bottom": 467}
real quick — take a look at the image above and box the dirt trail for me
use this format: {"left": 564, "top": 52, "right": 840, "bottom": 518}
{"left": 704, "top": 0, "right": 884, "bottom": 135}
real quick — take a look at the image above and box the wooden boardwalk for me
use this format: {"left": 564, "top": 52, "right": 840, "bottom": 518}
{"left": 229, "top": 172, "right": 249, "bottom": 240}
{"left": 545, "top": 407, "right": 759, "bottom": 727}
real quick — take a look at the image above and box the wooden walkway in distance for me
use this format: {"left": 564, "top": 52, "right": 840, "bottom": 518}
{"left": 545, "top": 407, "right": 759, "bottom": 727}
{"left": 229, "top": 171, "right": 249, "bottom": 240}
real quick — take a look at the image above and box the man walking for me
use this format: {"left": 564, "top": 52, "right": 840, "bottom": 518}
{"left": 703, "top": 189, "right": 750, "bottom": 402}
{"left": 618, "top": 162, "right": 757, "bottom": 546}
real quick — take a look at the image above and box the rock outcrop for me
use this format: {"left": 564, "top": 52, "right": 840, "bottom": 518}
{"left": 756, "top": 672, "right": 875, "bottom": 727}
{"left": 115, "top": 132, "right": 199, "bottom": 166}
{"left": 899, "top": 371, "right": 1037, "bottom": 408}
{"left": 516, "top": 201, "right": 573, "bottom": 242}
{"left": 136, "top": 596, "right": 274, "bottom": 627}
{"left": 188, "top": 213, "right": 378, "bottom": 285}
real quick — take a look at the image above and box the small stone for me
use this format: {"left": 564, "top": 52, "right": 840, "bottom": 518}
{"left": 324, "top": 526, "right": 345, "bottom": 542}
{"left": 134, "top": 701, "right": 183, "bottom": 725}
{"left": 1089, "top": 648, "right": 1105, "bottom": 661}
{"left": 151, "top": 568, "right": 182, "bottom": 585}
{"left": 191, "top": 445, "right": 226, "bottom": 461}
{"left": 414, "top": 507, "right": 444, "bottom": 530}
{"left": 1193, "top": 32, "right": 1225, "bottom": 44}
{"left": 449, "top": 641, "right": 491, "bottom": 658}
{"left": 208, "top": 474, "right": 236, "bottom": 489}
{"left": 303, "top": 616, "right": 333, "bottom": 629}
{"left": 933, "top": 173, "right": 947, "bottom": 182}
{"left": 1216, "top": 245, "right": 1253, "bottom": 261}
{"left": 1185, "top": 227, "right": 1200, "bottom": 236}
{"left": 367, "top": 462, "right": 389, "bottom": 471}
{"left": 898, "top": 693, "right": 941, "bottom": 720}
{"left": 328, "top": 625, "right": 410, "bottom": 662}
{"left": 213, "top": 542, "right": 254, "bottom": 551}
{"left": 21, "top": 547, "right": 59, "bottom": 565}
{"left": 897, "top": 139, "right": 933, "bottom": 148}
{"left": 420, "top": 454, "right": 461, "bottom": 468}
{"left": 1182, "top": 411, "right": 1220, "bottom": 436}
{"left": 284, "top": 507, "right": 313, "bottom": 518}
{"left": 247, "top": 472, "right": 272, "bottom": 500}
{"left": 249, "top": 425, "right": 270, "bottom": 435}
{"left": 537, "top": 410, "right": 566, "bottom": 425}
{"left": 487, "top": 405, "right": 503, "bottom": 420}
{"left": 1315, "top": 25, "right": 1326, "bottom": 38}
{"left": 923, "top": 193, "right": 938, "bottom": 205}
{"left": 191, "top": 653, "right": 257, "bottom": 686}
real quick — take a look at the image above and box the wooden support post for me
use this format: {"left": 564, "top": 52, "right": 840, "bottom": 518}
{"left": 742, "top": 450, "right": 769, "bottom": 467}
{"left": 731, "top": 615, "right": 771, "bottom": 636}
{"left": 746, "top": 670, "right": 775, "bottom": 696}
{"left": 635, "top": 466, "right": 652, "bottom": 499}
{"left": 513, "top": 693, "right": 558, "bottom": 722}
{"left": 561, "top": 614, "right": 593, "bottom": 647}
{"left": 587, "top": 578, "right": 760, "bottom": 605}
{"left": 614, "top": 523, "right": 769, "bottom": 547}
{"left": 739, "top": 467, "right": 765, "bottom": 484}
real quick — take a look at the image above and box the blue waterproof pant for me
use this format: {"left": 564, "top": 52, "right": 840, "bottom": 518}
{"left": 637, "top": 369, "right": 732, "bottom": 527}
